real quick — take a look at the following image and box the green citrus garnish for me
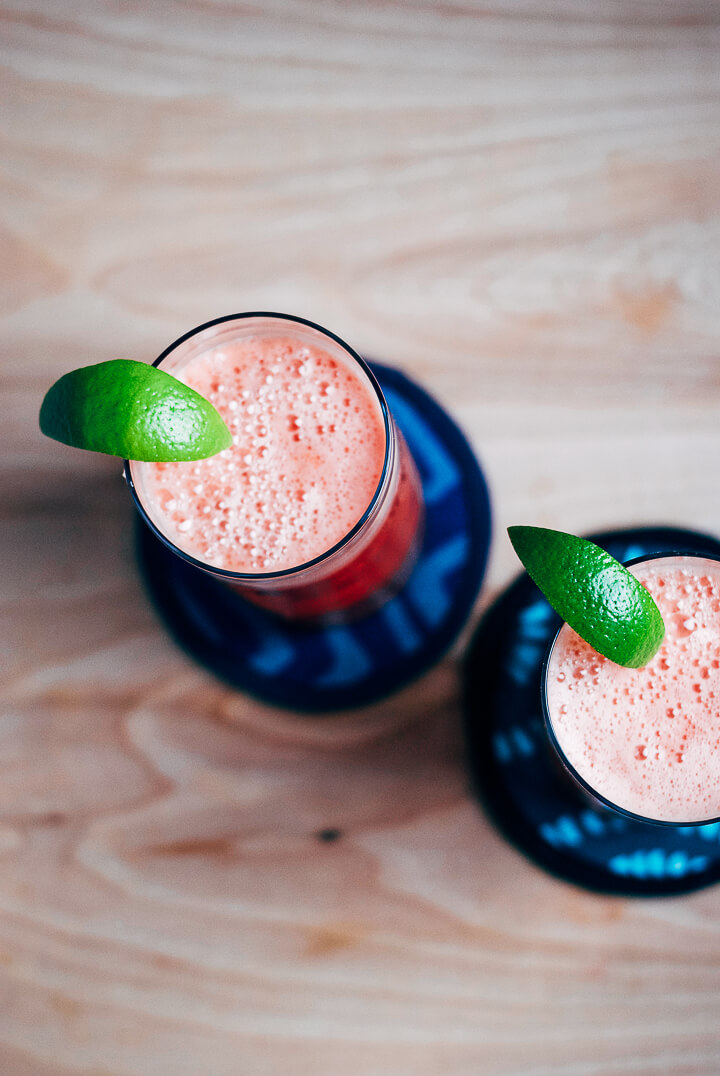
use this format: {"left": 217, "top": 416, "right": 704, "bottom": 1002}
{"left": 39, "top": 359, "right": 232, "bottom": 462}
{"left": 508, "top": 525, "right": 665, "bottom": 668}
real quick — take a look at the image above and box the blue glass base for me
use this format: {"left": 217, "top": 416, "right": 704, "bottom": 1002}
{"left": 463, "top": 526, "right": 720, "bottom": 896}
{"left": 136, "top": 362, "right": 491, "bottom": 712}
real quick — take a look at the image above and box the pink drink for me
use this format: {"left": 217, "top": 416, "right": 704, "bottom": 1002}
{"left": 545, "top": 555, "right": 720, "bottom": 824}
{"left": 128, "top": 315, "right": 423, "bottom": 621}
{"left": 135, "top": 336, "right": 385, "bottom": 573}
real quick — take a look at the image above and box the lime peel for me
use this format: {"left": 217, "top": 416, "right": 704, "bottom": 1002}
{"left": 508, "top": 525, "right": 665, "bottom": 668}
{"left": 39, "top": 359, "right": 232, "bottom": 462}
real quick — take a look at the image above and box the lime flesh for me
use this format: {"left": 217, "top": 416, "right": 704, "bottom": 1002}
{"left": 508, "top": 525, "right": 665, "bottom": 668}
{"left": 39, "top": 359, "right": 232, "bottom": 462}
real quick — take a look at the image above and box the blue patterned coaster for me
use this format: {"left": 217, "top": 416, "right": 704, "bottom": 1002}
{"left": 136, "top": 363, "right": 491, "bottom": 712}
{"left": 463, "top": 526, "right": 720, "bottom": 896}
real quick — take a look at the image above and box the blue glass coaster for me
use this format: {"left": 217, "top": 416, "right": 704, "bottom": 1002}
{"left": 463, "top": 526, "right": 720, "bottom": 897}
{"left": 136, "top": 362, "right": 491, "bottom": 712}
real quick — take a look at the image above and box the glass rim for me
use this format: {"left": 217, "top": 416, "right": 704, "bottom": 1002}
{"left": 541, "top": 548, "right": 720, "bottom": 828}
{"left": 124, "top": 311, "right": 394, "bottom": 582}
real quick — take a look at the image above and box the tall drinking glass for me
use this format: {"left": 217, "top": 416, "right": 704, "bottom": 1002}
{"left": 126, "top": 313, "right": 424, "bottom": 622}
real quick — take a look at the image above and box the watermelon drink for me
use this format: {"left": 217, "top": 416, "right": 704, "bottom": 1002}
{"left": 127, "top": 314, "right": 423, "bottom": 621}
{"left": 543, "top": 553, "right": 720, "bottom": 825}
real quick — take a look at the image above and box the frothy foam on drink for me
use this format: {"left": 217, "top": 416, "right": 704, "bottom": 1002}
{"left": 135, "top": 336, "right": 386, "bottom": 572}
{"left": 547, "top": 558, "right": 720, "bottom": 822}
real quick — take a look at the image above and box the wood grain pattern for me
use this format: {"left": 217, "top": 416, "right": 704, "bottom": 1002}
{"left": 3, "top": 1, "right": 720, "bottom": 1072}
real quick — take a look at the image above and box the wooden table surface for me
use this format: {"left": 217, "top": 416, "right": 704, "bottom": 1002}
{"left": 3, "top": 2, "right": 720, "bottom": 1073}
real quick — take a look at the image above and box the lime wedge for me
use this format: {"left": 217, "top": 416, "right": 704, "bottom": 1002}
{"left": 508, "top": 525, "right": 665, "bottom": 668}
{"left": 39, "top": 359, "right": 232, "bottom": 462}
